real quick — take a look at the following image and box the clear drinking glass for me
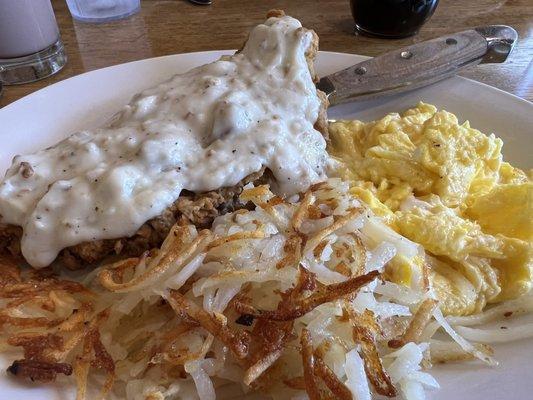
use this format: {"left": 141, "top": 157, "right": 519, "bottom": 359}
{"left": 66, "top": 0, "right": 141, "bottom": 23}
{"left": 0, "top": 0, "right": 67, "bottom": 85}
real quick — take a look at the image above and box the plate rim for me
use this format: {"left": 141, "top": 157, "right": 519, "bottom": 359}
{"left": 1, "top": 50, "right": 531, "bottom": 116}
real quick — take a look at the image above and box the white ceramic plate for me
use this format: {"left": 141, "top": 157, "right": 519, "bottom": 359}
{"left": 0, "top": 51, "right": 531, "bottom": 400}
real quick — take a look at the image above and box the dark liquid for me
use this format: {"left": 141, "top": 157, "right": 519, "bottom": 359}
{"left": 350, "top": 0, "right": 439, "bottom": 38}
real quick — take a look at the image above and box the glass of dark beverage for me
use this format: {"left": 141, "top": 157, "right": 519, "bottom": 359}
{"left": 350, "top": 0, "right": 440, "bottom": 39}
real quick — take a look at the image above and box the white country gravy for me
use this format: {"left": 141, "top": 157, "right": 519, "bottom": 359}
{"left": 0, "top": 16, "right": 328, "bottom": 268}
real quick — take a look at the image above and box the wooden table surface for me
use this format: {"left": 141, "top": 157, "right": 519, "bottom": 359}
{"left": 1, "top": 0, "right": 532, "bottom": 107}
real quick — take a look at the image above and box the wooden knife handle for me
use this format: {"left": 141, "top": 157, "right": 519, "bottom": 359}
{"left": 319, "top": 26, "right": 517, "bottom": 105}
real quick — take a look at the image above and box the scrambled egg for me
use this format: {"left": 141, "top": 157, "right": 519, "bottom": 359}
{"left": 329, "top": 103, "right": 532, "bottom": 316}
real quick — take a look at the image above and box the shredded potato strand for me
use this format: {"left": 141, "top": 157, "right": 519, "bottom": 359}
{"left": 389, "top": 298, "right": 438, "bottom": 348}
{"left": 304, "top": 208, "right": 363, "bottom": 254}
{"left": 167, "top": 291, "right": 249, "bottom": 359}
{"left": 235, "top": 270, "right": 379, "bottom": 321}
{"left": 347, "top": 307, "right": 397, "bottom": 397}
{"left": 300, "top": 329, "right": 322, "bottom": 400}
{"left": 313, "top": 351, "right": 353, "bottom": 400}
{"left": 98, "top": 228, "right": 212, "bottom": 293}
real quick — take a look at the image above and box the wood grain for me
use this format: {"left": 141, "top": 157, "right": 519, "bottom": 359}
{"left": 325, "top": 29, "right": 493, "bottom": 104}
{"left": 1, "top": 0, "right": 532, "bottom": 107}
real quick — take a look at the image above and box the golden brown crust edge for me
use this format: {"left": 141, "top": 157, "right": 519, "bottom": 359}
{"left": 304, "top": 28, "right": 329, "bottom": 140}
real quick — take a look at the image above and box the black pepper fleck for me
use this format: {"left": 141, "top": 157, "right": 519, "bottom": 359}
{"left": 235, "top": 314, "right": 254, "bottom": 326}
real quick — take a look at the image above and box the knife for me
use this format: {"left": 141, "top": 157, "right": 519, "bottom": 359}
{"left": 317, "top": 25, "right": 518, "bottom": 106}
